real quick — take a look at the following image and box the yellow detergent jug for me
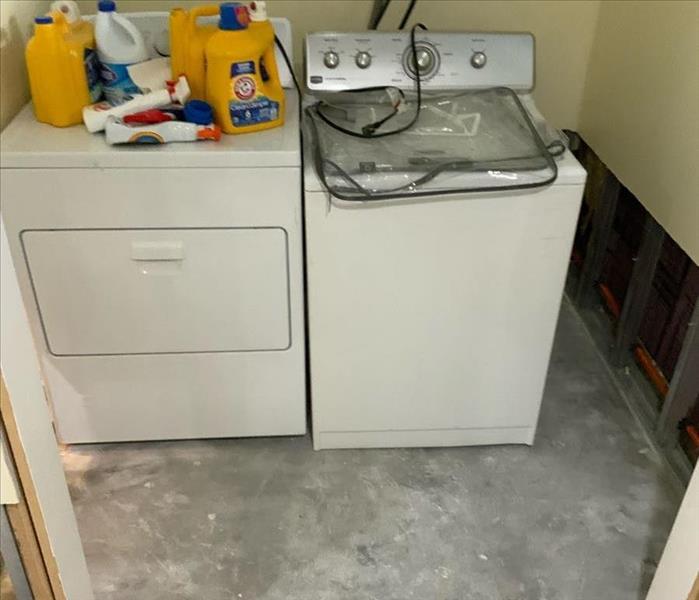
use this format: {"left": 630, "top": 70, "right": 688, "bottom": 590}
{"left": 25, "top": 10, "right": 102, "bottom": 127}
{"left": 170, "top": 5, "right": 219, "bottom": 100}
{"left": 205, "top": 2, "right": 285, "bottom": 134}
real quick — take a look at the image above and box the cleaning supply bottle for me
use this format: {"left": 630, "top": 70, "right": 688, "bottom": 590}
{"left": 50, "top": 0, "right": 81, "bottom": 25}
{"left": 95, "top": 0, "right": 149, "bottom": 104}
{"left": 25, "top": 7, "right": 102, "bottom": 127}
{"left": 51, "top": 0, "right": 101, "bottom": 105}
{"left": 247, "top": 2, "right": 272, "bottom": 42}
{"left": 205, "top": 2, "right": 285, "bottom": 134}
{"left": 247, "top": 1, "right": 279, "bottom": 84}
{"left": 105, "top": 118, "right": 221, "bottom": 145}
{"left": 169, "top": 5, "right": 219, "bottom": 100}
{"left": 83, "top": 75, "right": 190, "bottom": 133}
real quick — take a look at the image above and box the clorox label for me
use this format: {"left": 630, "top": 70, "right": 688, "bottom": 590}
{"left": 84, "top": 49, "right": 103, "bottom": 103}
{"left": 100, "top": 62, "right": 142, "bottom": 105}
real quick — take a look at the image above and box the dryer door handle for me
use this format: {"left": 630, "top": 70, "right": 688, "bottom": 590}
{"left": 130, "top": 241, "right": 185, "bottom": 261}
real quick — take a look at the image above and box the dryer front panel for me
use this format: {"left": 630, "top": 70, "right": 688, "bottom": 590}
{"left": 22, "top": 227, "right": 291, "bottom": 356}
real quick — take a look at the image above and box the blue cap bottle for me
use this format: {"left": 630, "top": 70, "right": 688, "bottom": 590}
{"left": 219, "top": 2, "right": 249, "bottom": 31}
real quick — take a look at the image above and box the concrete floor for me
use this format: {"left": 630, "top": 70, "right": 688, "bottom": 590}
{"left": 63, "top": 299, "right": 683, "bottom": 600}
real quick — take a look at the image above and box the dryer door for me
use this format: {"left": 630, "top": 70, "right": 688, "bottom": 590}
{"left": 22, "top": 227, "right": 290, "bottom": 355}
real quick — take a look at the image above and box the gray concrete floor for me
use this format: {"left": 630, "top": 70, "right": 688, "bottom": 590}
{"left": 62, "top": 299, "right": 683, "bottom": 600}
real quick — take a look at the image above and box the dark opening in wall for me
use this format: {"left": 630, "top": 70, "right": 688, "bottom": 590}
{"left": 600, "top": 187, "right": 645, "bottom": 311}
{"left": 567, "top": 131, "right": 699, "bottom": 466}
{"left": 639, "top": 238, "right": 699, "bottom": 382}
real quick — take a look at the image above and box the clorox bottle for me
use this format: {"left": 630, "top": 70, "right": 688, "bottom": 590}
{"left": 205, "top": 2, "right": 285, "bottom": 134}
{"left": 95, "top": 0, "right": 149, "bottom": 104}
{"left": 25, "top": 8, "right": 102, "bottom": 127}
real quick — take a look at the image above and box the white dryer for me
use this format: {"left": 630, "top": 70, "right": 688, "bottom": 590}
{"left": 0, "top": 16, "right": 305, "bottom": 443}
{"left": 303, "top": 31, "right": 587, "bottom": 449}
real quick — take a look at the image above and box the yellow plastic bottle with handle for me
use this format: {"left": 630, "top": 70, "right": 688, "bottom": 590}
{"left": 169, "top": 5, "right": 219, "bottom": 100}
{"left": 205, "top": 2, "right": 285, "bottom": 134}
{"left": 25, "top": 11, "right": 102, "bottom": 127}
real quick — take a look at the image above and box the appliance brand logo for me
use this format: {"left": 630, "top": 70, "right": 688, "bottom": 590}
{"left": 233, "top": 76, "right": 256, "bottom": 100}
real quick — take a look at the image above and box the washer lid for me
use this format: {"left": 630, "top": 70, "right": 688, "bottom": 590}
{"left": 0, "top": 90, "right": 301, "bottom": 169}
{"left": 305, "top": 88, "right": 573, "bottom": 201}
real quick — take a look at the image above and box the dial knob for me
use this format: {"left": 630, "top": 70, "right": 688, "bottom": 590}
{"left": 413, "top": 48, "right": 435, "bottom": 73}
{"left": 323, "top": 51, "right": 340, "bottom": 69}
{"left": 403, "top": 43, "right": 440, "bottom": 80}
{"left": 471, "top": 51, "right": 487, "bottom": 69}
{"left": 355, "top": 51, "right": 372, "bottom": 69}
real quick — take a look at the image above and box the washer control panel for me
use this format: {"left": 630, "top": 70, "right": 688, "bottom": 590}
{"left": 306, "top": 32, "right": 534, "bottom": 92}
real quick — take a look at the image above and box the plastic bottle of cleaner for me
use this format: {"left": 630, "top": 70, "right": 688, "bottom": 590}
{"left": 51, "top": 0, "right": 81, "bottom": 25}
{"left": 95, "top": 0, "right": 148, "bottom": 105}
{"left": 170, "top": 5, "right": 219, "bottom": 100}
{"left": 247, "top": 2, "right": 272, "bottom": 41}
{"left": 247, "top": 2, "right": 281, "bottom": 92}
{"left": 83, "top": 75, "right": 190, "bottom": 133}
{"left": 205, "top": 2, "right": 285, "bottom": 134}
{"left": 25, "top": 5, "right": 102, "bottom": 127}
{"left": 105, "top": 118, "right": 221, "bottom": 145}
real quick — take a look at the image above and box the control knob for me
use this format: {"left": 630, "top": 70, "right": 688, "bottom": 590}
{"left": 412, "top": 47, "right": 435, "bottom": 74}
{"left": 403, "top": 42, "right": 439, "bottom": 79}
{"left": 323, "top": 51, "right": 340, "bottom": 69}
{"left": 470, "top": 51, "right": 487, "bottom": 69}
{"left": 355, "top": 51, "right": 372, "bottom": 69}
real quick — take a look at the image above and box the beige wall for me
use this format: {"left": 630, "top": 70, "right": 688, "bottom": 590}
{"left": 579, "top": 0, "right": 699, "bottom": 263}
{"left": 0, "top": 0, "right": 50, "bottom": 130}
{"left": 73, "top": 0, "right": 600, "bottom": 129}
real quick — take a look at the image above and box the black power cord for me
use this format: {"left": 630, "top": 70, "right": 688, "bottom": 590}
{"left": 304, "top": 86, "right": 563, "bottom": 201}
{"left": 398, "top": 0, "right": 417, "bottom": 29}
{"left": 313, "top": 23, "right": 428, "bottom": 139}
{"left": 274, "top": 35, "right": 301, "bottom": 95}
{"left": 370, "top": 0, "right": 392, "bottom": 29}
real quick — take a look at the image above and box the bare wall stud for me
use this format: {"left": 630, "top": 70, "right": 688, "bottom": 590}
{"left": 611, "top": 215, "right": 665, "bottom": 366}
{"left": 656, "top": 300, "right": 699, "bottom": 447}
{"left": 575, "top": 172, "right": 620, "bottom": 307}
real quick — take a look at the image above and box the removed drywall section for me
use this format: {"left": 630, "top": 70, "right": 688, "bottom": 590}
{"left": 0, "top": 1, "right": 50, "bottom": 130}
{"left": 578, "top": 0, "right": 699, "bottom": 264}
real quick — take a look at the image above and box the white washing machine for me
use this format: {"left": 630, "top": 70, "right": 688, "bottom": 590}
{"left": 303, "top": 31, "right": 587, "bottom": 449}
{"left": 0, "top": 15, "right": 306, "bottom": 443}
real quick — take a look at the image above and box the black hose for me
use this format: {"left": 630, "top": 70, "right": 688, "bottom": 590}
{"left": 274, "top": 35, "right": 301, "bottom": 95}
{"left": 398, "top": 0, "right": 417, "bottom": 29}
{"left": 370, "top": 0, "right": 392, "bottom": 29}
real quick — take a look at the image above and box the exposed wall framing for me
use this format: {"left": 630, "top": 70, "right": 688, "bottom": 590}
{"left": 611, "top": 215, "right": 665, "bottom": 366}
{"left": 568, "top": 134, "right": 699, "bottom": 475}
